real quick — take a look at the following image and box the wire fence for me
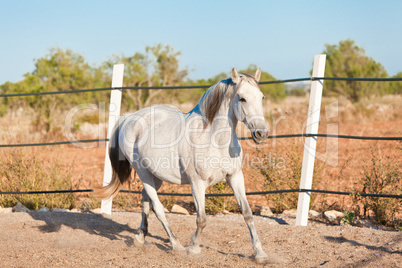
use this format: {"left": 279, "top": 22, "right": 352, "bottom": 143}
{"left": 0, "top": 188, "right": 401, "bottom": 198}
{"left": 0, "top": 134, "right": 400, "bottom": 148}
{"left": 0, "top": 76, "right": 401, "bottom": 199}
{"left": 1, "top": 76, "right": 401, "bottom": 98}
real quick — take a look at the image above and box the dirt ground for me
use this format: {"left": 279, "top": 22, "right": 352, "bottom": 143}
{"left": 0, "top": 210, "right": 400, "bottom": 267}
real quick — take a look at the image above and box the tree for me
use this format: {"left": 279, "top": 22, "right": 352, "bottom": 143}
{"left": 0, "top": 48, "right": 108, "bottom": 132}
{"left": 389, "top": 72, "right": 402, "bottom": 95}
{"left": 321, "top": 39, "right": 388, "bottom": 102}
{"left": 107, "top": 44, "right": 189, "bottom": 110}
{"left": 177, "top": 72, "right": 228, "bottom": 105}
{"left": 178, "top": 66, "right": 286, "bottom": 106}
{"left": 105, "top": 51, "right": 150, "bottom": 110}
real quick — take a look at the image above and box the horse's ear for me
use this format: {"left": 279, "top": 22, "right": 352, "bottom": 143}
{"left": 231, "top": 68, "right": 241, "bottom": 84}
{"left": 254, "top": 68, "right": 261, "bottom": 82}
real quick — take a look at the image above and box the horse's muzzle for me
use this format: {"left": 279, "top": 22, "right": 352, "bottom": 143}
{"left": 252, "top": 129, "right": 269, "bottom": 144}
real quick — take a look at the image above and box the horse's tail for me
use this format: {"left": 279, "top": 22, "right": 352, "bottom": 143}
{"left": 94, "top": 118, "right": 132, "bottom": 199}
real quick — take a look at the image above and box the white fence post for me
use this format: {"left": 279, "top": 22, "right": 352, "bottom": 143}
{"left": 101, "top": 64, "right": 124, "bottom": 215}
{"left": 295, "top": 54, "right": 326, "bottom": 226}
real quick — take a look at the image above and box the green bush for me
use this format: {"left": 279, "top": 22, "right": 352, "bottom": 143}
{"left": 341, "top": 210, "right": 357, "bottom": 226}
{"left": 321, "top": 39, "right": 388, "bottom": 102}
{"left": 287, "top": 88, "right": 306, "bottom": 97}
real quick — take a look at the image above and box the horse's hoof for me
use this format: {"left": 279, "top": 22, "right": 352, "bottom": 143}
{"left": 172, "top": 243, "right": 186, "bottom": 251}
{"left": 255, "top": 252, "right": 286, "bottom": 264}
{"left": 188, "top": 246, "right": 201, "bottom": 255}
{"left": 254, "top": 251, "right": 269, "bottom": 264}
{"left": 134, "top": 233, "right": 145, "bottom": 245}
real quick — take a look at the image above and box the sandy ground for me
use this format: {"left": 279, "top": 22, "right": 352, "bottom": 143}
{"left": 0, "top": 210, "right": 400, "bottom": 267}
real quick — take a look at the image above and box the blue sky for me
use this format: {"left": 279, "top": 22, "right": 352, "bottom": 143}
{"left": 0, "top": 0, "right": 401, "bottom": 85}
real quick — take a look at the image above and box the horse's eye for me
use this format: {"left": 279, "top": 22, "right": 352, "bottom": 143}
{"left": 262, "top": 95, "right": 265, "bottom": 99}
{"left": 239, "top": 97, "right": 246, "bottom": 102}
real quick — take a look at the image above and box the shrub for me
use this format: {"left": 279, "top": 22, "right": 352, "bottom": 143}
{"left": 0, "top": 148, "right": 75, "bottom": 210}
{"left": 341, "top": 210, "right": 357, "bottom": 226}
{"left": 259, "top": 140, "right": 324, "bottom": 213}
{"left": 288, "top": 88, "right": 306, "bottom": 97}
{"left": 352, "top": 145, "right": 401, "bottom": 230}
{"left": 205, "top": 182, "right": 239, "bottom": 214}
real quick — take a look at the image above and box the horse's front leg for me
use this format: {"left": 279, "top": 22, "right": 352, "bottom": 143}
{"left": 188, "top": 181, "right": 207, "bottom": 255}
{"left": 227, "top": 171, "right": 268, "bottom": 262}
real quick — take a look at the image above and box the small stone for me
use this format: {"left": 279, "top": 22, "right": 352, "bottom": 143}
{"left": 308, "top": 210, "right": 321, "bottom": 219}
{"left": 70, "top": 208, "right": 80, "bottom": 213}
{"left": 222, "top": 210, "right": 231, "bottom": 215}
{"left": 324, "top": 210, "right": 344, "bottom": 223}
{"left": 282, "top": 209, "right": 297, "bottom": 217}
{"left": 356, "top": 219, "right": 377, "bottom": 229}
{"left": 91, "top": 208, "right": 101, "bottom": 214}
{"left": 51, "top": 208, "right": 70, "bottom": 213}
{"left": 260, "top": 206, "right": 274, "bottom": 216}
{"left": 37, "top": 207, "right": 49, "bottom": 213}
{"left": 171, "top": 204, "right": 189, "bottom": 215}
{"left": 12, "top": 203, "right": 30, "bottom": 213}
{"left": 0, "top": 207, "right": 13, "bottom": 213}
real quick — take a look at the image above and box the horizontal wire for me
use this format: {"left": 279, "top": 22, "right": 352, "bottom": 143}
{"left": 312, "top": 77, "right": 402, "bottom": 82}
{"left": 239, "top": 134, "right": 402, "bottom": 141}
{"left": 1, "top": 133, "right": 400, "bottom": 148}
{"left": 0, "top": 189, "right": 93, "bottom": 195}
{"left": 0, "top": 139, "right": 109, "bottom": 148}
{"left": 1, "top": 76, "right": 401, "bottom": 97}
{"left": 0, "top": 188, "right": 400, "bottom": 199}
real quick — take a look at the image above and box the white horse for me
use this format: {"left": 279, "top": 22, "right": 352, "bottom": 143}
{"left": 96, "top": 68, "right": 269, "bottom": 262}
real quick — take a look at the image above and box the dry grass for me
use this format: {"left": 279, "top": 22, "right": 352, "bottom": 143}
{"left": 0, "top": 148, "right": 75, "bottom": 209}
{"left": 205, "top": 182, "right": 239, "bottom": 214}
{"left": 351, "top": 144, "right": 401, "bottom": 230}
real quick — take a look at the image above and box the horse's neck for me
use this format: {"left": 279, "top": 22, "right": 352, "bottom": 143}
{"left": 210, "top": 99, "right": 234, "bottom": 125}
{"left": 191, "top": 98, "right": 239, "bottom": 143}
{"left": 211, "top": 100, "right": 239, "bottom": 144}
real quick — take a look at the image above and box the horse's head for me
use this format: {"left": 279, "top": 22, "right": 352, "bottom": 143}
{"left": 232, "top": 68, "right": 269, "bottom": 144}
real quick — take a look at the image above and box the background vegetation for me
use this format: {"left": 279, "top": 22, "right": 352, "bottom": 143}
{"left": 320, "top": 39, "right": 398, "bottom": 101}
{"left": 0, "top": 148, "right": 75, "bottom": 210}
{"left": 1, "top": 39, "right": 400, "bottom": 119}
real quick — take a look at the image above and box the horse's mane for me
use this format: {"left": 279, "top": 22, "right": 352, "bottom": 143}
{"left": 199, "top": 73, "right": 259, "bottom": 127}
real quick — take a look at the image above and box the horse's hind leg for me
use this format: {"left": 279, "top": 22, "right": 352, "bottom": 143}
{"left": 135, "top": 177, "right": 164, "bottom": 244}
{"left": 141, "top": 175, "right": 185, "bottom": 251}
{"left": 134, "top": 188, "right": 151, "bottom": 244}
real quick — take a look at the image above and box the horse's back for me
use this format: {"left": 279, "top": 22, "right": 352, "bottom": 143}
{"left": 119, "top": 105, "right": 191, "bottom": 184}
{"left": 120, "top": 105, "right": 185, "bottom": 142}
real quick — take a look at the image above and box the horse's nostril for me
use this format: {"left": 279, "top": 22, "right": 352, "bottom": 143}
{"left": 254, "top": 129, "right": 269, "bottom": 140}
